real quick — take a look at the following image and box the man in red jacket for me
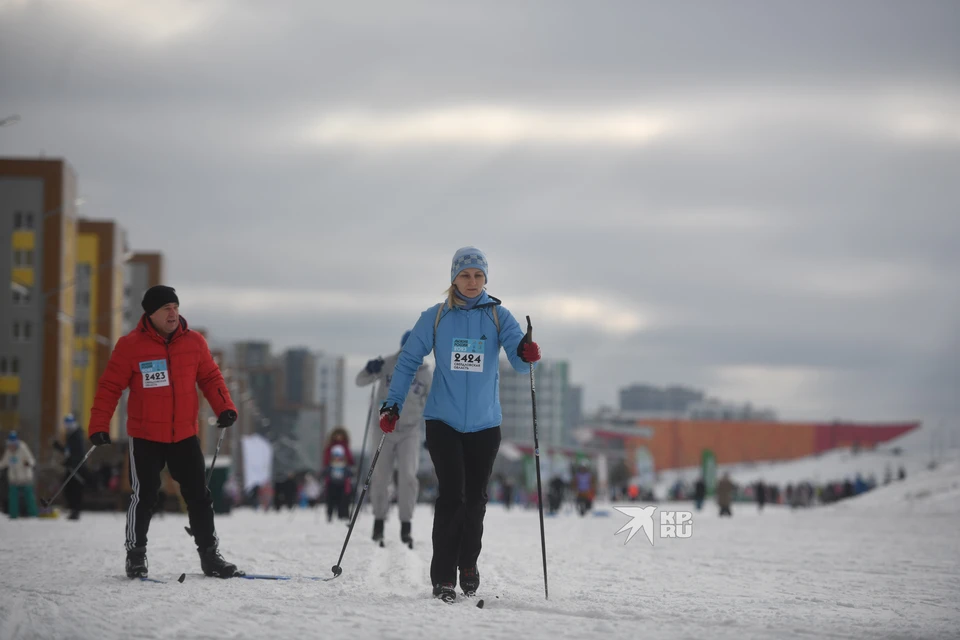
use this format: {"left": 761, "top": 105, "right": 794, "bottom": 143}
{"left": 88, "top": 285, "right": 243, "bottom": 579}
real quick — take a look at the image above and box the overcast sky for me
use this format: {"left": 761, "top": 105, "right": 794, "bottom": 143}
{"left": 2, "top": 0, "right": 958, "bottom": 447}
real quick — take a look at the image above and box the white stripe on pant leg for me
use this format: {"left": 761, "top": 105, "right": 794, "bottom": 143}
{"left": 125, "top": 438, "right": 140, "bottom": 551}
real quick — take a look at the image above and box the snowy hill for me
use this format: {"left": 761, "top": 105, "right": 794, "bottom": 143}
{"left": 650, "top": 443, "right": 956, "bottom": 500}
{"left": 832, "top": 454, "right": 960, "bottom": 516}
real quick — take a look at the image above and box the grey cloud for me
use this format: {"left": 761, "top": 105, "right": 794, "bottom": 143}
{"left": 1, "top": 0, "right": 957, "bottom": 438}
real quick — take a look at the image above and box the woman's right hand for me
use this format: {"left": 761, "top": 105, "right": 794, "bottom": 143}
{"left": 379, "top": 404, "right": 400, "bottom": 433}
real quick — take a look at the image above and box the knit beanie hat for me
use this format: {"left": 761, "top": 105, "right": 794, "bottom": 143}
{"left": 451, "top": 247, "right": 489, "bottom": 283}
{"left": 142, "top": 285, "right": 179, "bottom": 316}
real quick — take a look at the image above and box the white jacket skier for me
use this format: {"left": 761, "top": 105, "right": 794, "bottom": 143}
{"left": 1, "top": 433, "right": 35, "bottom": 485}
{"left": 356, "top": 330, "right": 431, "bottom": 545}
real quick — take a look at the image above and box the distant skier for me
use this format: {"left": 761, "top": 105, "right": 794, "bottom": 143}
{"left": 53, "top": 413, "right": 88, "bottom": 520}
{"left": 755, "top": 480, "right": 766, "bottom": 512}
{"left": 87, "top": 285, "right": 243, "bottom": 579}
{"left": 693, "top": 477, "right": 706, "bottom": 511}
{"left": 356, "top": 329, "right": 431, "bottom": 547}
{"left": 573, "top": 463, "right": 596, "bottom": 516}
{"left": 377, "top": 247, "right": 540, "bottom": 603}
{"left": 1, "top": 431, "right": 38, "bottom": 519}
{"left": 547, "top": 476, "right": 566, "bottom": 515}
{"left": 716, "top": 473, "right": 735, "bottom": 517}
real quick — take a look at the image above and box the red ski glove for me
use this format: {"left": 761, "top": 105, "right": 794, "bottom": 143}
{"left": 518, "top": 340, "right": 541, "bottom": 363}
{"left": 379, "top": 404, "right": 400, "bottom": 433}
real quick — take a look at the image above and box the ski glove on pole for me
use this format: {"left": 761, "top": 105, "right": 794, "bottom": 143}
{"left": 379, "top": 404, "right": 400, "bottom": 434}
{"left": 365, "top": 358, "right": 385, "bottom": 375}
{"left": 518, "top": 337, "right": 541, "bottom": 363}
{"left": 218, "top": 410, "right": 238, "bottom": 428}
{"left": 89, "top": 432, "right": 111, "bottom": 446}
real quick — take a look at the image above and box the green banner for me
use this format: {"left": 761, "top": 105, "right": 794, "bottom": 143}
{"left": 701, "top": 449, "right": 717, "bottom": 496}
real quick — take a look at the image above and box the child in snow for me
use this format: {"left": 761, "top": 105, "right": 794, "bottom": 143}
{"left": 323, "top": 444, "right": 353, "bottom": 521}
{"left": 378, "top": 247, "right": 540, "bottom": 603}
{"left": 0, "top": 431, "right": 39, "bottom": 518}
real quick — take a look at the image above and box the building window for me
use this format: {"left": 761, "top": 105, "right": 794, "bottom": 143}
{"left": 12, "top": 322, "right": 19, "bottom": 341}
{"left": 13, "top": 250, "right": 21, "bottom": 267}
{"left": 0, "top": 357, "right": 6, "bottom": 373}
{"left": 13, "top": 211, "right": 22, "bottom": 228}
{"left": 75, "top": 321, "right": 89, "bottom": 337}
{"left": 25, "top": 250, "right": 33, "bottom": 266}
{"left": 10, "top": 357, "right": 18, "bottom": 374}
{"left": 25, "top": 212, "right": 34, "bottom": 228}
{"left": 23, "top": 322, "right": 31, "bottom": 341}
{"left": 9, "top": 394, "right": 17, "bottom": 410}
{"left": 0, "top": 395, "right": 6, "bottom": 410}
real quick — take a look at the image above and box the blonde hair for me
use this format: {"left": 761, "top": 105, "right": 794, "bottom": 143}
{"left": 446, "top": 285, "right": 466, "bottom": 309}
{"left": 445, "top": 284, "right": 489, "bottom": 309}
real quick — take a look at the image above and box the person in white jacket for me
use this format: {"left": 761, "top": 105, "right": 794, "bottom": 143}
{"left": 356, "top": 330, "right": 431, "bottom": 547}
{"left": 1, "top": 431, "right": 39, "bottom": 518}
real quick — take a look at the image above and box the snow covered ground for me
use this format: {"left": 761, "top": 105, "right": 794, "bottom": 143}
{"left": 2, "top": 457, "right": 959, "bottom": 640}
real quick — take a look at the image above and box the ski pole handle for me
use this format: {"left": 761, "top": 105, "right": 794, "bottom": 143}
{"left": 526, "top": 315, "right": 533, "bottom": 341}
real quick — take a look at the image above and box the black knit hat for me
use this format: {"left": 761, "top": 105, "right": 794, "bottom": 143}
{"left": 142, "top": 285, "right": 179, "bottom": 316}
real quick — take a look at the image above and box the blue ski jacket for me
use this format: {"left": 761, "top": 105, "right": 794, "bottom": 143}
{"left": 383, "top": 291, "right": 535, "bottom": 433}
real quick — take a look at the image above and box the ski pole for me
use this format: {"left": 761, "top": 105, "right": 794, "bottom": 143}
{"left": 526, "top": 315, "right": 549, "bottom": 600}
{"left": 185, "top": 421, "right": 228, "bottom": 536}
{"left": 350, "top": 385, "right": 377, "bottom": 516}
{"left": 41, "top": 445, "right": 99, "bottom": 508}
{"left": 326, "top": 431, "right": 387, "bottom": 580}
{"left": 206, "top": 427, "right": 227, "bottom": 490}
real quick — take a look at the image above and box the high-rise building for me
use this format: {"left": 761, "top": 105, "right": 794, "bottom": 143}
{"left": 118, "top": 252, "right": 163, "bottom": 438}
{"left": 619, "top": 384, "right": 705, "bottom": 415}
{"left": 234, "top": 341, "right": 277, "bottom": 427}
{"left": 281, "top": 347, "right": 315, "bottom": 407}
{"left": 72, "top": 219, "right": 129, "bottom": 437}
{"left": 565, "top": 384, "right": 583, "bottom": 445}
{"left": 122, "top": 252, "right": 163, "bottom": 332}
{"left": 313, "top": 352, "right": 344, "bottom": 430}
{"left": 0, "top": 158, "right": 78, "bottom": 458}
{"left": 499, "top": 358, "right": 570, "bottom": 450}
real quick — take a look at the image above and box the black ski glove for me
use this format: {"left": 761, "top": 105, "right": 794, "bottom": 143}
{"left": 89, "top": 432, "right": 111, "bottom": 447}
{"left": 365, "top": 358, "right": 385, "bottom": 375}
{"left": 218, "top": 410, "right": 238, "bottom": 428}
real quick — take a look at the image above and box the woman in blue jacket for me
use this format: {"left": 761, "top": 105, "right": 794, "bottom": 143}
{"left": 379, "top": 247, "right": 541, "bottom": 603}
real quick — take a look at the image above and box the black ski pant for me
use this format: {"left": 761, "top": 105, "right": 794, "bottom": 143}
{"left": 326, "top": 482, "right": 349, "bottom": 521}
{"left": 126, "top": 436, "right": 217, "bottom": 551}
{"left": 426, "top": 420, "right": 501, "bottom": 586}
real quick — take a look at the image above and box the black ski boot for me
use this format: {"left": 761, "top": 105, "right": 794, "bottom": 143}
{"left": 400, "top": 521, "right": 413, "bottom": 548}
{"left": 372, "top": 518, "right": 384, "bottom": 543}
{"left": 459, "top": 565, "right": 480, "bottom": 596}
{"left": 198, "top": 545, "right": 244, "bottom": 578}
{"left": 125, "top": 547, "right": 148, "bottom": 579}
{"left": 432, "top": 582, "right": 457, "bottom": 604}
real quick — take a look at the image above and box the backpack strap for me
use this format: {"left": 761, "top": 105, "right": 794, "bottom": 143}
{"left": 433, "top": 302, "right": 444, "bottom": 355}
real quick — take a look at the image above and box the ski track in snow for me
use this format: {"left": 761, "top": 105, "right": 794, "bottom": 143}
{"left": 2, "top": 464, "right": 960, "bottom": 640}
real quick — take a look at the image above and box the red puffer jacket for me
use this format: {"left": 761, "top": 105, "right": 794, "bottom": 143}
{"left": 89, "top": 315, "right": 237, "bottom": 443}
